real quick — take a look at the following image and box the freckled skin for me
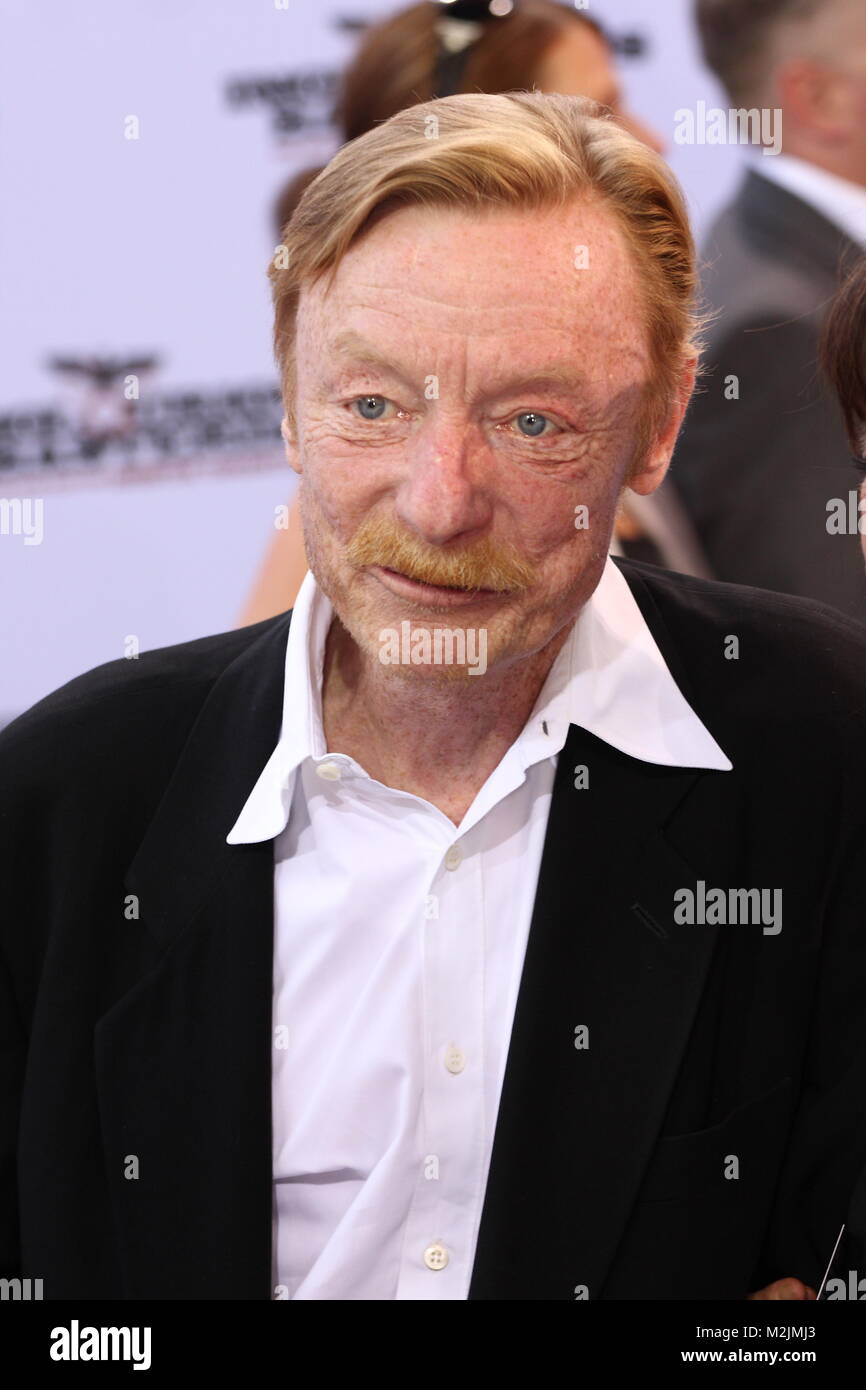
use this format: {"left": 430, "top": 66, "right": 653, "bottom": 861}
{"left": 282, "top": 198, "right": 695, "bottom": 823}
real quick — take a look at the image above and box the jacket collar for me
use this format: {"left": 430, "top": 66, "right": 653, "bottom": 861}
{"left": 737, "top": 166, "right": 862, "bottom": 282}
{"left": 747, "top": 152, "right": 866, "bottom": 252}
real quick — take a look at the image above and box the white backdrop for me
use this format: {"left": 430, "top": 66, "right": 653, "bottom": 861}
{"left": 0, "top": 0, "right": 739, "bottom": 720}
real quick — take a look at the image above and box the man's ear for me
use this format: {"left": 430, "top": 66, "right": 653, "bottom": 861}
{"left": 628, "top": 355, "right": 698, "bottom": 496}
{"left": 281, "top": 415, "right": 301, "bottom": 476}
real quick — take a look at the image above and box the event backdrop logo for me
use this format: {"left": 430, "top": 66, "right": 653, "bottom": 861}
{"left": 0, "top": 352, "right": 283, "bottom": 490}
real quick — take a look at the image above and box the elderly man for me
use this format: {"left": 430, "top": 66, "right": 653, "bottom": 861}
{"left": 1, "top": 92, "right": 865, "bottom": 1302}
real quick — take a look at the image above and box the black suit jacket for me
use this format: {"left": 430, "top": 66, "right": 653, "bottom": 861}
{"left": 672, "top": 168, "right": 866, "bottom": 621}
{"left": 2, "top": 558, "right": 866, "bottom": 1300}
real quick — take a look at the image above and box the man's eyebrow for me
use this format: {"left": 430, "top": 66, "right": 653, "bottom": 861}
{"left": 325, "top": 331, "right": 422, "bottom": 393}
{"left": 327, "top": 331, "right": 405, "bottom": 375}
{"left": 326, "top": 331, "right": 591, "bottom": 396}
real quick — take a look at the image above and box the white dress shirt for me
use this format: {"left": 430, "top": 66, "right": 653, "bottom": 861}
{"left": 227, "top": 558, "right": 732, "bottom": 1300}
{"left": 751, "top": 151, "right": 866, "bottom": 248}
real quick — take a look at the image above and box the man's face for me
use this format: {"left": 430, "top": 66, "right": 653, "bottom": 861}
{"left": 285, "top": 196, "right": 683, "bottom": 682}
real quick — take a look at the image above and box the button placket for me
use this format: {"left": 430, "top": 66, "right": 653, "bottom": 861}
{"left": 395, "top": 840, "right": 486, "bottom": 1297}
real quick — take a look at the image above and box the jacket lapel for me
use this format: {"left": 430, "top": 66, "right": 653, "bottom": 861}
{"left": 468, "top": 727, "right": 721, "bottom": 1299}
{"left": 95, "top": 613, "right": 291, "bottom": 1299}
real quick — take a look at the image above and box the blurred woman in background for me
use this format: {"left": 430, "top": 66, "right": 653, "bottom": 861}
{"left": 239, "top": 0, "right": 709, "bottom": 625}
{"left": 822, "top": 255, "right": 866, "bottom": 566}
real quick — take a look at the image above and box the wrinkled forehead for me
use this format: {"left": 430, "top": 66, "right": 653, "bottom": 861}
{"left": 295, "top": 197, "right": 652, "bottom": 389}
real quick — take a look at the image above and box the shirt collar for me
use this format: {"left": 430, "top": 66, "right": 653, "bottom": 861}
{"left": 226, "top": 556, "right": 732, "bottom": 845}
{"left": 750, "top": 152, "right": 866, "bottom": 249}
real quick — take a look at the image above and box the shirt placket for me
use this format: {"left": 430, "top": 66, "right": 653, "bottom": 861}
{"left": 395, "top": 831, "right": 486, "bottom": 1298}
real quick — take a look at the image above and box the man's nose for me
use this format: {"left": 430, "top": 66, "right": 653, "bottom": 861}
{"left": 394, "top": 423, "right": 491, "bottom": 545}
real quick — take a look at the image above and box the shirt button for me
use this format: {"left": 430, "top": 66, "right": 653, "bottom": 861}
{"left": 444, "top": 1046, "right": 466, "bottom": 1074}
{"left": 444, "top": 844, "right": 462, "bottom": 870}
{"left": 315, "top": 761, "right": 342, "bottom": 781}
{"left": 424, "top": 1243, "right": 449, "bottom": 1271}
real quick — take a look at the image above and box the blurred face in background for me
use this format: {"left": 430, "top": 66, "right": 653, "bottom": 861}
{"left": 534, "top": 20, "right": 665, "bottom": 154}
{"left": 771, "top": 0, "right": 866, "bottom": 186}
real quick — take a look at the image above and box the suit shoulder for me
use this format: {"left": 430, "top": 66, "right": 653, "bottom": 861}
{"left": 700, "top": 257, "right": 826, "bottom": 335}
{"left": 697, "top": 287, "right": 823, "bottom": 367}
{"left": 617, "top": 558, "right": 866, "bottom": 712}
{"left": 0, "top": 613, "right": 291, "bottom": 789}
{"left": 699, "top": 192, "right": 836, "bottom": 331}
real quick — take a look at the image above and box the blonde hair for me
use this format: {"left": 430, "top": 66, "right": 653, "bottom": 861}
{"left": 268, "top": 91, "right": 702, "bottom": 457}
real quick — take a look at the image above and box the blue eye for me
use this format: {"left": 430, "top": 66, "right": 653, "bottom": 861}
{"left": 515, "top": 411, "right": 549, "bottom": 437}
{"left": 354, "top": 395, "right": 388, "bottom": 419}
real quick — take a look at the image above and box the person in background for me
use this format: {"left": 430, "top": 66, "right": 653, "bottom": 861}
{"left": 821, "top": 254, "right": 866, "bottom": 551}
{"left": 673, "top": 0, "right": 866, "bottom": 622}
{"left": 239, "top": 0, "right": 709, "bottom": 627}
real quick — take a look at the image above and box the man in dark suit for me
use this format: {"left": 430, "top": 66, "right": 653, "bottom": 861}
{"left": 673, "top": 0, "right": 866, "bottom": 621}
{"left": 2, "top": 90, "right": 865, "bottom": 1300}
